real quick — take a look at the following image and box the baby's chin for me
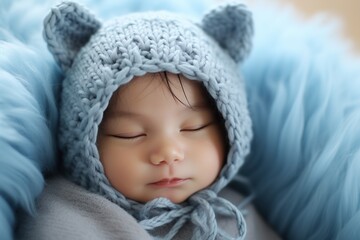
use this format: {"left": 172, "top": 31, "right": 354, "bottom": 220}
{"left": 131, "top": 191, "right": 195, "bottom": 204}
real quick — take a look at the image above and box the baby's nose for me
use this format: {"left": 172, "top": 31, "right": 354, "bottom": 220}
{"left": 149, "top": 140, "right": 184, "bottom": 165}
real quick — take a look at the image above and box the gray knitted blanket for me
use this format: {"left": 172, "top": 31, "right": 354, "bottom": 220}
{"left": 16, "top": 176, "right": 280, "bottom": 240}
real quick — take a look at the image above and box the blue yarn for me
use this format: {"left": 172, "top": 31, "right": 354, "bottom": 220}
{"left": 136, "top": 190, "right": 246, "bottom": 239}
{"left": 41, "top": 2, "right": 252, "bottom": 238}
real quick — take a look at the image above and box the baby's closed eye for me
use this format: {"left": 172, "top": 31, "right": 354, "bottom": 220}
{"left": 180, "top": 122, "right": 214, "bottom": 132}
{"left": 110, "top": 133, "right": 146, "bottom": 140}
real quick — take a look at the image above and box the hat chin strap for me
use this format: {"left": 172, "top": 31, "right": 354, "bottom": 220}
{"left": 131, "top": 189, "right": 246, "bottom": 240}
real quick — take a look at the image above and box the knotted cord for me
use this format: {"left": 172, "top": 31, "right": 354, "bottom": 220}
{"left": 133, "top": 190, "right": 246, "bottom": 240}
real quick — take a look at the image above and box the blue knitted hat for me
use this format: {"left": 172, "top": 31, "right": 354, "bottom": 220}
{"left": 43, "top": 1, "right": 253, "bottom": 239}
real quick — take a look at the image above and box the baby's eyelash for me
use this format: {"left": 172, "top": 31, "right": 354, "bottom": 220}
{"left": 181, "top": 122, "right": 212, "bottom": 132}
{"left": 111, "top": 134, "right": 146, "bottom": 139}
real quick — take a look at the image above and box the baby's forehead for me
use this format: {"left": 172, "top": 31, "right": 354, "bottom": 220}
{"left": 108, "top": 72, "right": 213, "bottom": 108}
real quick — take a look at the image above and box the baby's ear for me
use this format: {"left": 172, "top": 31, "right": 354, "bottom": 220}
{"left": 201, "top": 4, "right": 253, "bottom": 63}
{"left": 43, "top": 1, "right": 101, "bottom": 72}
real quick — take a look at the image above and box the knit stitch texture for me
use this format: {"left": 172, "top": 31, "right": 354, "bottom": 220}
{"left": 43, "top": 1, "right": 253, "bottom": 239}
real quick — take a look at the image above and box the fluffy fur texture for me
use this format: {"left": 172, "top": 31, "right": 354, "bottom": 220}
{"left": 0, "top": 1, "right": 60, "bottom": 239}
{"left": 1, "top": 0, "right": 359, "bottom": 239}
{"left": 241, "top": 2, "right": 360, "bottom": 239}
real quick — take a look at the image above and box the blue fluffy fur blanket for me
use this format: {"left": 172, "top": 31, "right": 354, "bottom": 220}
{"left": 1, "top": 0, "right": 359, "bottom": 239}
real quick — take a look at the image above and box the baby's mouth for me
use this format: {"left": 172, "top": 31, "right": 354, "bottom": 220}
{"left": 149, "top": 178, "right": 189, "bottom": 187}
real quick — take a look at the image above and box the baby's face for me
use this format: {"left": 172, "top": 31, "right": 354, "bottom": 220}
{"left": 97, "top": 73, "right": 227, "bottom": 203}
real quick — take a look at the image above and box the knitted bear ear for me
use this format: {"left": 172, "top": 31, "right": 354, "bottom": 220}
{"left": 43, "top": 1, "right": 101, "bottom": 72}
{"left": 201, "top": 4, "right": 253, "bottom": 63}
